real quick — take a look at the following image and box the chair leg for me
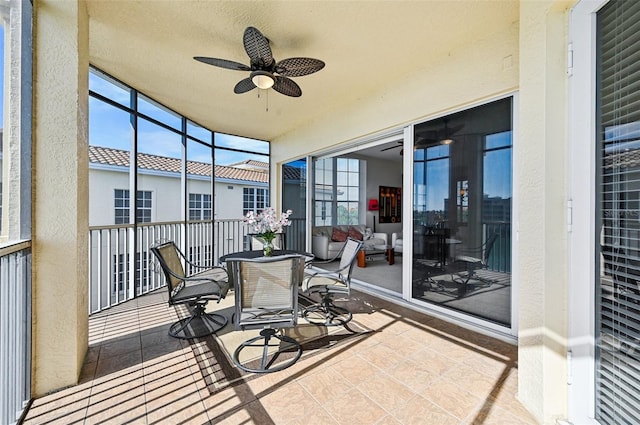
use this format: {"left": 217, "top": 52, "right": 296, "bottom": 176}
{"left": 302, "top": 293, "right": 352, "bottom": 326}
{"left": 451, "top": 265, "right": 495, "bottom": 297}
{"left": 169, "top": 301, "right": 228, "bottom": 340}
{"left": 232, "top": 329, "right": 302, "bottom": 373}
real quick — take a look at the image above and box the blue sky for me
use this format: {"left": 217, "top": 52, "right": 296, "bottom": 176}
{"left": 416, "top": 131, "right": 512, "bottom": 211}
{"left": 88, "top": 71, "right": 269, "bottom": 166}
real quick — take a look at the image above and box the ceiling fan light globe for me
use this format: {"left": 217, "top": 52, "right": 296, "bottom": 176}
{"left": 440, "top": 138, "right": 454, "bottom": 145}
{"left": 251, "top": 71, "right": 275, "bottom": 89}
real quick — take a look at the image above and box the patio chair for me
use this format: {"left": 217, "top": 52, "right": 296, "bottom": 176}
{"left": 301, "top": 237, "right": 364, "bottom": 326}
{"left": 451, "top": 233, "right": 498, "bottom": 290}
{"left": 226, "top": 254, "right": 306, "bottom": 373}
{"left": 414, "top": 230, "right": 448, "bottom": 291}
{"left": 150, "top": 241, "right": 230, "bottom": 340}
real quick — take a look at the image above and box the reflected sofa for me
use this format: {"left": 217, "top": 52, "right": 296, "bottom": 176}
{"left": 312, "top": 224, "right": 387, "bottom": 260}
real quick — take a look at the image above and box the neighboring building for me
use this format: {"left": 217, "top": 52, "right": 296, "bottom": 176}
{"left": 88, "top": 146, "right": 269, "bottom": 226}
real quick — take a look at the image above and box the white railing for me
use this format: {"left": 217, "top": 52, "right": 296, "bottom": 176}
{"left": 0, "top": 240, "right": 32, "bottom": 425}
{"left": 88, "top": 218, "right": 307, "bottom": 315}
{"left": 88, "top": 219, "right": 253, "bottom": 314}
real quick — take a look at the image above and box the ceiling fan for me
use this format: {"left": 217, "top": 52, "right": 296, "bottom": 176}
{"left": 194, "top": 27, "right": 325, "bottom": 98}
{"left": 381, "top": 119, "right": 464, "bottom": 155}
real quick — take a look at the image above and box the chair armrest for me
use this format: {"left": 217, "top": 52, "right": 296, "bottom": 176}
{"left": 303, "top": 269, "right": 344, "bottom": 287}
{"left": 372, "top": 232, "right": 388, "bottom": 245}
{"left": 312, "top": 234, "right": 330, "bottom": 259}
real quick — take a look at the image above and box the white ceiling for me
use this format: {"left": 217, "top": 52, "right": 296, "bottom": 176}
{"left": 87, "top": 1, "right": 519, "bottom": 143}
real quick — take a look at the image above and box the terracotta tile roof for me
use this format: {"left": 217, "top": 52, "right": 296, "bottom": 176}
{"left": 89, "top": 145, "right": 268, "bottom": 183}
{"left": 228, "top": 159, "right": 269, "bottom": 169}
{"left": 604, "top": 147, "right": 640, "bottom": 170}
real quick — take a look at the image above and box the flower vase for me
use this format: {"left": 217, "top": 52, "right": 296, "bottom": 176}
{"left": 263, "top": 240, "right": 274, "bottom": 257}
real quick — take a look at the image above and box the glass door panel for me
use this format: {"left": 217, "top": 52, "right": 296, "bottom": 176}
{"left": 282, "top": 158, "right": 307, "bottom": 252}
{"left": 412, "top": 97, "right": 513, "bottom": 326}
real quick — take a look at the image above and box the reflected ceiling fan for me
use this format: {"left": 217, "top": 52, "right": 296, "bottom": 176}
{"left": 194, "top": 27, "right": 325, "bottom": 98}
{"left": 381, "top": 119, "right": 464, "bottom": 155}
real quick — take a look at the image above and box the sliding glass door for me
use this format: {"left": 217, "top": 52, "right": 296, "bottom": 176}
{"left": 282, "top": 158, "right": 307, "bottom": 252}
{"left": 411, "top": 97, "right": 513, "bottom": 326}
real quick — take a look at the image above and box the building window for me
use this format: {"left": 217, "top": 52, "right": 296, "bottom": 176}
{"left": 188, "top": 245, "right": 212, "bottom": 268}
{"left": 114, "top": 189, "right": 152, "bottom": 224}
{"left": 189, "top": 193, "right": 212, "bottom": 221}
{"left": 595, "top": 1, "right": 640, "bottom": 423}
{"left": 243, "top": 188, "right": 269, "bottom": 215}
{"left": 313, "top": 157, "right": 362, "bottom": 226}
{"left": 112, "top": 252, "right": 149, "bottom": 293}
{"left": 136, "top": 190, "right": 152, "bottom": 222}
{"left": 114, "top": 189, "right": 129, "bottom": 224}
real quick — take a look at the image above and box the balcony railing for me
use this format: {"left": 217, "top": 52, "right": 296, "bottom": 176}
{"left": 0, "top": 240, "right": 32, "bottom": 425}
{"left": 88, "top": 218, "right": 307, "bottom": 314}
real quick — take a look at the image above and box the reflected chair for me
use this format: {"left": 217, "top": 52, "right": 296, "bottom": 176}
{"left": 151, "top": 241, "right": 230, "bottom": 340}
{"left": 414, "top": 230, "right": 448, "bottom": 291}
{"left": 452, "top": 233, "right": 498, "bottom": 291}
{"left": 226, "top": 254, "right": 306, "bottom": 373}
{"left": 301, "top": 237, "right": 364, "bottom": 326}
{"left": 245, "top": 233, "right": 286, "bottom": 251}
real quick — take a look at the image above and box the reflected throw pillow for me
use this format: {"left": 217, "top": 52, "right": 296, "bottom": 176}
{"left": 348, "top": 226, "right": 364, "bottom": 241}
{"left": 331, "top": 227, "right": 348, "bottom": 242}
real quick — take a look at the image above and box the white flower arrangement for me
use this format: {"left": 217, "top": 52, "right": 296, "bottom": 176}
{"left": 243, "top": 207, "right": 293, "bottom": 243}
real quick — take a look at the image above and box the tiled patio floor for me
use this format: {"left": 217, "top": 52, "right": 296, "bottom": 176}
{"left": 23, "top": 289, "right": 538, "bottom": 425}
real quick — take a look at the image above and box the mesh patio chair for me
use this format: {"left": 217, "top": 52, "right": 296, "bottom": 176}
{"left": 226, "top": 254, "right": 306, "bottom": 373}
{"left": 451, "top": 233, "right": 499, "bottom": 291}
{"left": 151, "top": 241, "right": 230, "bottom": 339}
{"left": 301, "top": 237, "right": 364, "bottom": 326}
{"left": 414, "top": 230, "right": 448, "bottom": 291}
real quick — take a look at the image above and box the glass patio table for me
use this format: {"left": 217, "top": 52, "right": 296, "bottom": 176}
{"left": 219, "top": 250, "right": 315, "bottom": 265}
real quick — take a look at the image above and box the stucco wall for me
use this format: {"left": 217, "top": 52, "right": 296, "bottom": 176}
{"left": 517, "top": 1, "right": 575, "bottom": 423}
{"left": 269, "top": 2, "right": 572, "bottom": 423}
{"left": 270, "top": 21, "right": 519, "bottom": 172}
{"left": 33, "top": 0, "right": 89, "bottom": 396}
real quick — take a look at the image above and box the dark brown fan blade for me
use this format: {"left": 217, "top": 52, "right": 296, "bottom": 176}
{"left": 234, "top": 78, "right": 256, "bottom": 94}
{"left": 272, "top": 76, "right": 302, "bottom": 97}
{"left": 415, "top": 137, "right": 437, "bottom": 148}
{"left": 194, "top": 56, "right": 251, "bottom": 71}
{"left": 448, "top": 123, "right": 464, "bottom": 135}
{"left": 243, "top": 27, "right": 274, "bottom": 67}
{"left": 276, "top": 57, "right": 325, "bottom": 77}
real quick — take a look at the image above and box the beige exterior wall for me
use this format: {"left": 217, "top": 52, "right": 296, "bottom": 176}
{"left": 269, "top": 2, "right": 575, "bottom": 423}
{"left": 32, "top": 0, "right": 90, "bottom": 396}
{"left": 517, "top": 1, "right": 575, "bottom": 423}
{"left": 270, "top": 20, "right": 519, "bottom": 173}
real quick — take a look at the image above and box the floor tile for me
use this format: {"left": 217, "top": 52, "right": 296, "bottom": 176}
{"left": 259, "top": 382, "right": 327, "bottom": 425}
{"left": 357, "top": 370, "right": 416, "bottom": 413}
{"left": 322, "top": 387, "right": 387, "bottom": 425}
{"left": 21, "top": 289, "right": 535, "bottom": 425}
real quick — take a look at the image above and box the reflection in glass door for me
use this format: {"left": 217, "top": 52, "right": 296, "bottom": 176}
{"left": 411, "top": 97, "right": 513, "bottom": 326}
{"left": 282, "top": 158, "right": 307, "bottom": 252}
